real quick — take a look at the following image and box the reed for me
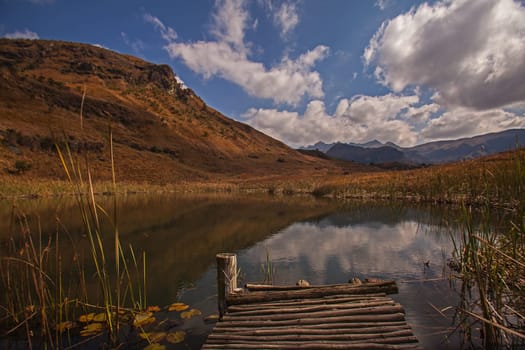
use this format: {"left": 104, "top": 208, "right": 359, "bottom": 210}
{"left": 260, "top": 248, "right": 275, "bottom": 285}
{"left": 0, "top": 102, "right": 147, "bottom": 348}
{"left": 447, "top": 150, "right": 525, "bottom": 348}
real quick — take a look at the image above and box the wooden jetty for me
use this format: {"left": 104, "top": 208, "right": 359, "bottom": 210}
{"left": 203, "top": 253, "right": 421, "bottom": 349}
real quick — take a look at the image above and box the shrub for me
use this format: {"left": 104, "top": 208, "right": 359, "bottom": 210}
{"left": 14, "top": 160, "right": 31, "bottom": 173}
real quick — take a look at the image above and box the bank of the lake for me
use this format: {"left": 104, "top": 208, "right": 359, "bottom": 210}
{"left": 2, "top": 149, "right": 524, "bottom": 210}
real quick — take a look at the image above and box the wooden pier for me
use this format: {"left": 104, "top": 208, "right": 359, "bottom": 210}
{"left": 203, "top": 254, "right": 421, "bottom": 349}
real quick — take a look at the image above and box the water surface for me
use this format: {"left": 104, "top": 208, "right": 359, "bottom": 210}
{"left": 1, "top": 194, "right": 474, "bottom": 349}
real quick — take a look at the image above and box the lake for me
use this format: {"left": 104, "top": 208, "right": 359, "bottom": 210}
{"left": 0, "top": 193, "right": 483, "bottom": 349}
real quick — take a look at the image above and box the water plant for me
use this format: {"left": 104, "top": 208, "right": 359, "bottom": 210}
{"left": 0, "top": 102, "right": 148, "bottom": 348}
{"left": 447, "top": 150, "right": 525, "bottom": 349}
{"left": 260, "top": 248, "right": 275, "bottom": 285}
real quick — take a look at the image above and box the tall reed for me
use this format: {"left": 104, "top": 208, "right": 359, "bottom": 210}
{"left": 449, "top": 149, "right": 525, "bottom": 348}
{"left": 0, "top": 100, "right": 147, "bottom": 348}
{"left": 54, "top": 112, "right": 147, "bottom": 346}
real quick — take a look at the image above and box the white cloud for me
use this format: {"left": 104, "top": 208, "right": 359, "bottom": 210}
{"left": 4, "top": 29, "right": 39, "bottom": 40}
{"left": 144, "top": 13, "right": 177, "bottom": 42}
{"left": 161, "top": 0, "right": 328, "bottom": 105}
{"left": 421, "top": 107, "right": 525, "bottom": 141}
{"left": 374, "top": 0, "right": 390, "bottom": 11}
{"left": 211, "top": 0, "right": 249, "bottom": 52}
{"left": 403, "top": 103, "right": 440, "bottom": 124}
{"left": 175, "top": 75, "right": 188, "bottom": 90}
{"left": 274, "top": 2, "right": 299, "bottom": 38}
{"left": 243, "top": 92, "right": 525, "bottom": 147}
{"left": 242, "top": 94, "right": 428, "bottom": 147}
{"left": 120, "top": 32, "right": 144, "bottom": 54}
{"left": 364, "top": 0, "right": 525, "bottom": 110}
{"left": 91, "top": 43, "right": 108, "bottom": 50}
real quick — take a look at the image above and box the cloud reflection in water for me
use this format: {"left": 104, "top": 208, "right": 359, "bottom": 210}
{"left": 239, "top": 216, "right": 454, "bottom": 285}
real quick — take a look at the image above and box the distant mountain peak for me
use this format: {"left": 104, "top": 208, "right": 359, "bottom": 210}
{"left": 303, "top": 129, "right": 525, "bottom": 165}
{"left": 359, "top": 139, "right": 384, "bottom": 148}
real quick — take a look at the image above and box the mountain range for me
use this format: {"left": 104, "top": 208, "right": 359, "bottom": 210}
{"left": 303, "top": 129, "right": 525, "bottom": 165}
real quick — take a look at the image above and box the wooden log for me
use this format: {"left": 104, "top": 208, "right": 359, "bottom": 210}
{"left": 214, "top": 320, "right": 409, "bottom": 331}
{"left": 202, "top": 341, "right": 422, "bottom": 349}
{"left": 245, "top": 281, "right": 395, "bottom": 291}
{"left": 227, "top": 282, "right": 398, "bottom": 305}
{"left": 212, "top": 324, "right": 412, "bottom": 336}
{"left": 226, "top": 294, "right": 390, "bottom": 312}
{"left": 216, "top": 253, "right": 238, "bottom": 318}
{"left": 222, "top": 304, "right": 405, "bottom": 322}
{"left": 226, "top": 300, "right": 395, "bottom": 316}
{"left": 214, "top": 312, "right": 407, "bottom": 327}
{"left": 207, "top": 329, "right": 415, "bottom": 342}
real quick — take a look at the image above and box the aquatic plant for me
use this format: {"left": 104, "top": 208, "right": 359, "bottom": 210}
{"left": 448, "top": 150, "right": 525, "bottom": 348}
{"left": 0, "top": 99, "right": 148, "bottom": 348}
{"left": 260, "top": 248, "right": 275, "bottom": 285}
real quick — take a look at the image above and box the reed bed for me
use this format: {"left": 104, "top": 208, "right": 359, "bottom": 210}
{"left": 0, "top": 117, "right": 147, "bottom": 348}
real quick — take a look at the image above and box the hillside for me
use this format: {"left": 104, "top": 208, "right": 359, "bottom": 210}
{"left": 0, "top": 39, "right": 362, "bottom": 184}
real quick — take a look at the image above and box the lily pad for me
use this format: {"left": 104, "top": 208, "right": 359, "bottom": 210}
{"left": 93, "top": 312, "right": 107, "bottom": 322}
{"left": 204, "top": 314, "right": 220, "bottom": 323}
{"left": 78, "top": 313, "right": 95, "bottom": 323}
{"left": 168, "top": 302, "right": 189, "bottom": 312}
{"left": 80, "top": 322, "right": 104, "bottom": 337}
{"left": 143, "top": 343, "right": 166, "bottom": 350}
{"left": 181, "top": 308, "right": 202, "bottom": 319}
{"left": 133, "top": 311, "right": 155, "bottom": 327}
{"left": 166, "top": 331, "right": 185, "bottom": 344}
{"left": 147, "top": 305, "right": 161, "bottom": 313}
{"left": 139, "top": 332, "right": 166, "bottom": 343}
{"left": 56, "top": 321, "right": 76, "bottom": 333}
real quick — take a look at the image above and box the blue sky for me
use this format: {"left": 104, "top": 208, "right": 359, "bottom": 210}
{"left": 2, "top": 0, "right": 525, "bottom": 147}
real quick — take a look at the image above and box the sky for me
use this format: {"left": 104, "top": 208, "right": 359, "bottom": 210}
{"left": 2, "top": 0, "right": 525, "bottom": 148}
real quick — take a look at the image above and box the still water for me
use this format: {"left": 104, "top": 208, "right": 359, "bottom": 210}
{"left": 1, "top": 194, "right": 476, "bottom": 349}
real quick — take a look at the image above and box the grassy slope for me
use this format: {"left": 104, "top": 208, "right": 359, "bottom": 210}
{"left": 0, "top": 39, "right": 367, "bottom": 190}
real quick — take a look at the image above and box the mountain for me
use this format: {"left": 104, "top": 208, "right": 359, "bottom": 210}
{"left": 405, "top": 129, "right": 525, "bottom": 163}
{"left": 0, "top": 39, "right": 362, "bottom": 183}
{"left": 308, "top": 129, "right": 525, "bottom": 165}
{"left": 303, "top": 139, "right": 385, "bottom": 151}
{"left": 326, "top": 143, "right": 406, "bottom": 164}
{"left": 302, "top": 141, "right": 334, "bottom": 153}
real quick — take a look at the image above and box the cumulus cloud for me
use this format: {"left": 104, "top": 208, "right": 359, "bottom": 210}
{"left": 4, "top": 29, "right": 39, "bottom": 40}
{"left": 159, "top": 0, "right": 327, "bottom": 105}
{"left": 144, "top": 13, "right": 177, "bottom": 42}
{"left": 364, "top": 0, "right": 525, "bottom": 110}
{"left": 242, "top": 94, "right": 430, "bottom": 147}
{"left": 243, "top": 93, "right": 525, "bottom": 147}
{"left": 210, "top": 0, "right": 249, "bottom": 52}
{"left": 274, "top": 2, "right": 299, "bottom": 38}
{"left": 421, "top": 107, "right": 525, "bottom": 141}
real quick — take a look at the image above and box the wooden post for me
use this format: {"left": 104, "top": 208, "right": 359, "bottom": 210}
{"left": 216, "top": 253, "right": 238, "bottom": 318}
